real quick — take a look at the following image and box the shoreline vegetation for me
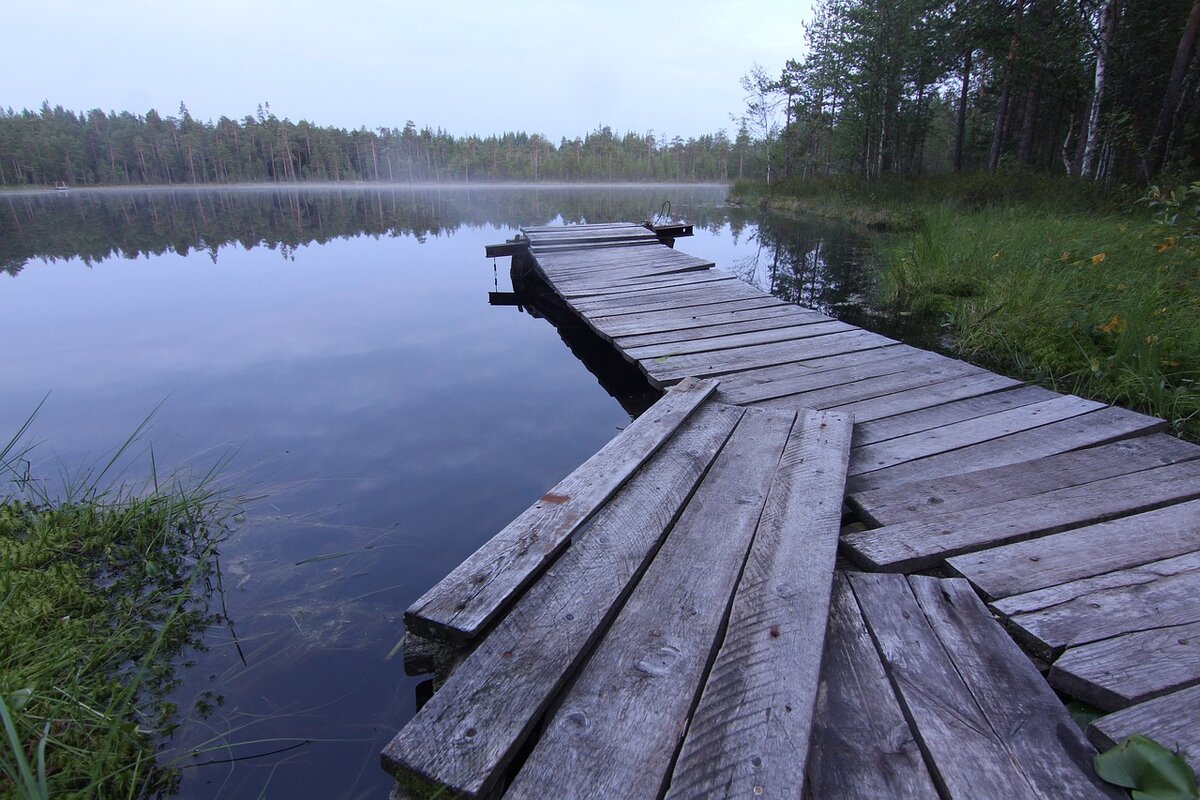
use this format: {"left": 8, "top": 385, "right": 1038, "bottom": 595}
{"left": 733, "top": 175, "right": 1200, "bottom": 442}
{"left": 0, "top": 418, "right": 234, "bottom": 798}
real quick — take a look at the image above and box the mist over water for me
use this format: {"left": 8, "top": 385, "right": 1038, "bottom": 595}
{"left": 0, "top": 184, "right": 901, "bottom": 798}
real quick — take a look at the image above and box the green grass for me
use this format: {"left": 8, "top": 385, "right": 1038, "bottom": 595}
{"left": 0, "top": 412, "right": 233, "bottom": 798}
{"left": 878, "top": 206, "right": 1199, "bottom": 440}
{"left": 746, "top": 174, "right": 1200, "bottom": 441}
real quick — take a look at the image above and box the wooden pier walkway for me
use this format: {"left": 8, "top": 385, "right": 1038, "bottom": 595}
{"left": 383, "top": 222, "right": 1200, "bottom": 797}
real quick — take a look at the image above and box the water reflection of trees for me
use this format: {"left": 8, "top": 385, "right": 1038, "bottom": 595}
{"left": 1, "top": 185, "right": 732, "bottom": 275}
{"left": 731, "top": 212, "right": 873, "bottom": 320}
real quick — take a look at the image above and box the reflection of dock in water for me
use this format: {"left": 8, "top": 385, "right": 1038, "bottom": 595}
{"left": 383, "top": 221, "right": 1200, "bottom": 798}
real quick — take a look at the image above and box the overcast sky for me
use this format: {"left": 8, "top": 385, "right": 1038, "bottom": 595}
{"left": 4, "top": 0, "right": 813, "bottom": 142}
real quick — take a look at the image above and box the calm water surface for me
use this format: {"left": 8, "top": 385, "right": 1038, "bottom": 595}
{"left": 0, "top": 185, "right": 901, "bottom": 798}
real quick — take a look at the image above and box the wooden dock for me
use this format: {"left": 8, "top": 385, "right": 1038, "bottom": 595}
{"left": 383, "top": 222, "right": 1200, "bottom": 797}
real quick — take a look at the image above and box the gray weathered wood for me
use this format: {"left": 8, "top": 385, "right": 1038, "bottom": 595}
{"left": 853, "top": 433, "right": 1200, "bottom": 527}
{"left": 642, "top": 329, "right": 899, "bottom": 388}
{"left": 849, "top": 573, "right": 1122, "bottom": 798}
{"left": 850, "top": 395, "right": 1105, "bottom": 477}
{"left": 947, "top": 495, "right": 1200, "bottom": 599}
{"left": 752, "top": 356, "right": 983, "bottom": 412}
{"left": 834, "top": 372, "right": 1026, "bottom": 424}
{"left": 627, "top": 320, "right": 856, "bottom": 361}
{"left": 995, "top": 548, "right": 1200, "bottom": 659}
{"left": 850, "top": 384, "right": 1056, "bottom": 446}
{"left": 382, "top": 402, "right": 743, "bottom": 798}
{"left": 580, "top": 283, "right": 765, "bottom": 318}
{"left": 613, "top": 307, "right": 835, "bottom": 349}
{"left": 503, "top": 408, "right": 796, "bottom": 800}
{"left": 844, "top": 460, "right": 1200, "bottom": 572}
{"left": 1050, "top": 618, "right": 1200, "bottom": 710}
{"left": 711, "top": 345, "right": 929, "bottom": 404}
{"left": 845, "top": 405, "right": 1167, "bottom": 493}
{"left": 561, "top": 272, "right": 736, "bottom": 299}
{"left": 804, "top": 575, "right": 938, "bottom": 799}
{"left": 1088, "top": 685, "right": 1200, "bottom": 772}
{"left": 586, "top": 300, "right": 796, "bottom": 340}
{"left": 588, "top": 297, "right": 790, "bottom": 340}
{"left": 404, "top": 377, "right": 717, "bottom": 643}
{"left": 666, "top": 409, "right": 854, "bottom": 799}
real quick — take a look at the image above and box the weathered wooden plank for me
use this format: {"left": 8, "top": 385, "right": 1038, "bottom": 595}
{"left": 504, "top": 408, "right": 796, "bottom": 800}
{"left": 752, "top": 356, "right": 983, "bottom": 412}
{"left": 642, "top": 329, "right": 900, "bottom": 388}
{"left": 849, "top": 573, "right": 1121, "bottom": 798}
{"left": 537, "top": 248, "right": 706, "bottom": 271}
{"left": 850, "top": 395, "right": 1105, "bottom": 477}
{"left": 403, "top": 377, "right": 718, "bottom": 644}
{"left": 1050, "top": 618, "right": 1200, "bottom": 710}
{"left": 843, "top": 460, "right": 1200, "bottom": 572}
{"left": 845, "top": 405, "right": 1167, "bottom": 493}
{"left": 623, "top": 320, "right": 856, "bottom": 362}
{"left": 532, "top": 239, "right": 661, "bottom": 255}
{"left": 946, "top": 495, "right": 1200, "bottom": 599}
{"left": 833, "top": 372, "right": 1026, "bottom": 424}
{"left": 569, "top": 282, "right": 755, "bottom": 314}
{"left": 585, "top": 297, "right": 792, "bottom": 340}
{"left": 560, "top": 271, "right": 736, "bottom": 299}
{"left": 804, "top": 576, "right": 938, "bottom": 799}
{"left": 573, "top": 284, "right": 765, "bottom": 319}
{"left": 382, "top": 402, "right": 743, "bottom": 798}
{"left": 1088, "top": 685, "right": 1200, "bottom": 772}
{"left": 580, "top": 284, "right": 766, "bottom": 319}
{"left": 666, "top": 409, "right": 853, "bottom": 799}
{"left": 995, "top": 548, "right": 1200, "bottom": 660}
{"left": 542, "top": 255, "right": 712, "bottom": 278}
{"left": 613, "top": 307, "right": 836, "bottom": 349}
{"left": 850, "top": 384, "right": 1056, "bottom": 446}
{"left": 710, "top": 345, "right": 929, "bottom": 404}
{"left": 853, "top": 433, "right": 1199, "bottom": 527}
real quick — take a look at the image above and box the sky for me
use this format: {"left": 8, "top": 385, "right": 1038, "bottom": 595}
{"left": 3, "top": 0, "right": 813, "bottom": 142}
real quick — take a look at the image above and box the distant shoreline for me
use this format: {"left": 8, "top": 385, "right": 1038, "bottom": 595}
{"left": 0, "top": 180, "right": 734, "bottom": 196}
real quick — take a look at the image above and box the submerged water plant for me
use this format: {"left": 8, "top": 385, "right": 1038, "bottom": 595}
{"left": 0, "top": 406, "right": 235, "bottom": 798}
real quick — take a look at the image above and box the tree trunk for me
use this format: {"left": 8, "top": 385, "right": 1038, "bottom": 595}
{"left": 954, "top": 49, "right": 972, "bottom": 172}
{"left": 1146, "top": 0, "right": 1200, "bottom": 177}
{"left": 1081, "top": 0, "right": 1118, "bottom": 179}
{"left": 989, "top": 0, "right": 1026, "bottom": 172}
{"left": 1018, "top": 78, "right": 1040, "bottom": 163}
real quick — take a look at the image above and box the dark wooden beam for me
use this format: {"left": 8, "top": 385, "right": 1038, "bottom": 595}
{"left": 484, "top": 240, "right": 528, "bottom": 258}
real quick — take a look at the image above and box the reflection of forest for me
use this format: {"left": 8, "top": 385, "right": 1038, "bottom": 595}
{"left": 1, "top": 185, "right": 732, "bottom": 274}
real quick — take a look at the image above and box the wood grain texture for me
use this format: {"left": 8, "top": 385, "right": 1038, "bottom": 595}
{"left": 849, "top": 395, "right": 1105, "bottom": 477}
{"left": 666, "top": 409, "right": 854, "bottom": 799}
{"left": 995, "top": 548, "right": 1200, "bottom": 660}
{"left": 1089, "top": 685, "right": 1200, "bottom": 773}
{"left": 853, "top": 433, "right": 1200, "bottom": 527}
{"left": 504, "top": 408, "right": 796, "bottom": 800}
{"left": 843, "top": 460, "right": 1200, "bottom": 572}
{"left": 613, "top": 307, "right": 834, "bottom": 349}
{"left": 382, "top": 403, "right": 742, "bottom": 798}
{"left": 833, "top": 372, "right": 1026, "bottom": 424}
{"left": 588, "top": 297, "right": 790, "bottom": 340}
{"left": 849, "top": 384, "right": 1055, "bottom": 446}
{"left": 625, "top": 320, "right": 856, "bottom": 361}
{"left": 947, "top": 496, "right": 1200, "bottom": 599}
{"left": 845, "top": 405, "right": 1167, "bottom": 493}
{"left": 404, "top": 377, "right": 717, "bottom": 644}
{"left": 641, "top": 329, "right": 899, "bottom": 388}
{"left": 804, "top": 575, "right": 938, "bottom": 799}
{"left": 1050, "top": 618, "right": 1200, "bottom": 710}
{"left": 712, "top": 345, "right": 927, "bottom": 404}
{"left": 751, "top": 356, "right": 983, "bottom": 412}
{"left": 849, "top": 573, "right": 1121, "bottom": 798}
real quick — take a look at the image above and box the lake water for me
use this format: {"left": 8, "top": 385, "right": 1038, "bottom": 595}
{"left": 1, "top": 184, "right": 903, "bottom": 798}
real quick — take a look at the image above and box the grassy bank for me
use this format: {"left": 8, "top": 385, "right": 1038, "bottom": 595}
{"left": 739, "top": 175, "right": 1200, "bottom": 441}
{"left": 1, "top": 424, "right": 231, "bottom": 798}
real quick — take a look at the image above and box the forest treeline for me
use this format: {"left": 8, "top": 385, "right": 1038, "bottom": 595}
{"left": 0, "top": 103, "right": 747, "bottom": 187}
{"left": 746, "top": 0, "right": 1200, "bottom": 184}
